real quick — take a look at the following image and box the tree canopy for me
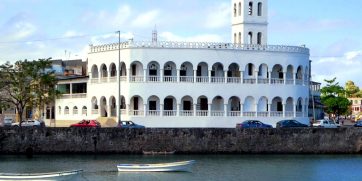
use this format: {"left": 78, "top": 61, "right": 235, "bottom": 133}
{"left": 321, "top": 78, "right": 351, "bottom": 118}
{"left": 0, "top": 58, "right": 59, "bottom": 124}
{"left": 345, "top": 80, "right": 361, "bottom": 98}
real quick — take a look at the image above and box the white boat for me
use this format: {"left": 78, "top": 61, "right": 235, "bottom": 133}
{"left": 0, "top": 169, "right": 82, "bottom": 181}
{"left": 117, "top": 160, "right": 195, "bottom": 172}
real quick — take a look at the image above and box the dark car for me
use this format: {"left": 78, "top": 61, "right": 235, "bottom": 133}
{"left": 236, "top": 120, "right": 273, "bottom": 128}
{"left": 70, "top": 120, "right": 101, "bottom": 128}
{"left": 118, "top": 121, "right": 145, "bottom": 128}
{"left": 276, "top": 119, "right": 308, "bottom": 128}
{"left": 354, "top": 120, "right": 362, "bottom": 127}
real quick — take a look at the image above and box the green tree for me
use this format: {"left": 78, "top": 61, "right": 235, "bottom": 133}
{"left": 321, "top": 78, "right": 351, "bottom": 119}
{"left": 345, "top": 80, "right": 360, "bottom": 98}
{"left": 0, "top": 59, "right": 58, "bottom": 125}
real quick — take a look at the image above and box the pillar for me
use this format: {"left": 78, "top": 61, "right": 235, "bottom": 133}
{"left": 293, "top": 71, "right": 296, "bottom": 85}
{"left": 255, "top": 103, "right": 258, "bottom": 117}
{"left": 143, "top": 69, "right": 147, "bottom": 82}
{"left": 160, "top": 104, "right": 164, "bottom": 117}
{"left": 126, "top": 104, "right": 130, "bottom": 116}
{"left": 193, "top": 103, "right": 197, "bottom": 116}
{"left": 224, "top": 104, "right": 228, "bottom": 117}
{"left": 177, "top": 104, "right": 180, "bottom": 116}
{"left": 240, "top": 104, "right": 244, "bottom": 117}
{"left": 241, "top": 71, "right": 244, "bottom": 84}
{"left": 194, "top": 70, "right": 197, "bottom": 83}
{"left": 268, "top": 71, "right": 272, "bottom": 84}
{"left": 255, "top": 71, "right": 259, "bottom": 84}
{"left": 224, "top": 71, "right": 228, "bottom": 83}
{"left": 208, "top": 70, "right": 212, "bottom": 83}
{"left": 127, "top": 68, "right": 131, "bottom": 83}
{"left": 177, "top": 69, "right": 180, "bottom": 83}
{"left": 160, "top": 69, "right": 164, "bottom": 82}
{"left": 268, "top": 104, "right": 271, "bottom": 117}
{"left": 144, "top": 104, "right": 147, "bottom": 117}
{"left": 283, "top": 104, "right": 286, "bottom": 118}
{"left": 208, "top": 103, "right": 211, "bottom": 117}
{"left": 283, "top": 72, "right": 287, "bottom": 84}
{"left": 293, "top": 102, "right": 297, "bottom": 117}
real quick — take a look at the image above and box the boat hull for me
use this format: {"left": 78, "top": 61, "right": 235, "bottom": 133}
{"left": 0, "top": 170, "right": 82, "bottom": 181}
{"left": 117, "top": 160, "right": 195, "bottom": 172}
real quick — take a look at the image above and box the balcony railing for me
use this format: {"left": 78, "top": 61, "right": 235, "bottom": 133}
{"left": 285, "top": 111, "right": 294, "bottom": 117}
{"left": 211, "top": 77, "right": 224, "bottom": 83}
{"left": 180, "top": 76, "right": 194, "bottom": 83}
{"left": 243, "top": 112, "right": 256, "bottom": 117}
{"left": 164, "top": 76, "right": 177, "bottom": 82}
{"left": 148, "top": 76, "right": 160, "bottom": 82}
{"left": 120, "top": 76, "right": 127, "bottom": 82}
{"left": 73, "top": 110, "right": 78, "bottom": 115}
{"left": 257, "top": 112, "right": 268, "bottom": 117}
{"left": 180, "top": 110, "right": 194, "bottom": 116}
{"left": 243, "top": 78, "right": 256, "bottom": 84}
{"left": 196, "top": 76, "right": 209, "bottom": 83}
{"left": 147, "top": 110, "right": 160, "bottom": 116}
{"left": 82, "top": 109, "right": 87, "bottom": 115}
{"left": 129, "top": 110, "right": 144, "bottom": 116}
{"left": 163, "top": 110, "right": 177, "bottom": 116}
{"left": 227, "top": 77, "right": 241, "bottom": 83}
{"left": 90, "top": 78, "right": 99, "bottom": 83}
{"left": 270, "top": 111, "right": 283, "bottom": 117}
{"left": 228, "top": 111, "right": 241, "bottom": 117}
{"left": 296, "top": 112, "right": 303, "bottom": 117}
{"left": 109, "top": 77, "right": 117, "bottom": 82}
{"left": 196, "top": 110, "right": 208, "bottom": 116}
{"left": 258, "top": 78, "right": 269, "bottom": 84}
{"left": 130, "top": 76, "right": 144, "bottom": 82}
{"left": 271, "top": 78, "right": 284, "bottom": 84}
{"left": 286, "top": 79, "right": 294, "bottom": 84}
{"left": 296, "top": 79, "right": 303, "bottom": 85}
{"left": 100, "top": 77, "right": 108, "bottom": 83}
{"left": 211, "top": 111, "right": 224, "bottom": 117}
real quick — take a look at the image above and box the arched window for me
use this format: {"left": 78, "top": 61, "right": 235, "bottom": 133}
{"left": 238, "top": 2, "right": 241, "bottom": 16}
{"left": 64, "top": 106, "right": 69, "bottom": 115}
{"left": 234, "top": 3, "right": 237, "bottom": 17}
{"left": 248, "top": 2, "right": 253, "bottom": 15}
{"left": 234, "top": 33, "right": 237, "bottom": 44}
{"left": 258, "top": 2, "right": 262, "bottom": 16}
{"left": 248, "top": 32, "right": 253, "bottom": 44}
{"left": 257, "top": 32, "right": 262, "bottom": 45}
{"left": 73, "top": 106, "right": 78, "bottom": 115}
{"left": 238, "top": 32, "right": 241, "bottom": 44}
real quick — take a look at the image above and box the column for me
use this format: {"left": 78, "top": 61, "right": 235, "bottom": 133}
{"left": 282, "top": 104, "right": 286, "bottom": 118}
{"left": 302, "top": 74, "right": 305, "bottom": 86}
{"left": 160, "top": 104, "right": 164, "bottom": 117}
{"left": 194, "top": 70, "right": 197, "bottom": 83}
{"left": 126, "top": 104, "right": 130, "bottom": 117}
{"left": 107, "top": 105, "right": 111, "bottom": 118}
{"left": 144, "top": 104, "right": 147, "bottom": 117}
{"left": 268, "top": 104, "right": 271, "bottom": 117}
{"left": 224, "top": 104, "right": 228, "bottom": 117}
{"left": 240, "top": 71, "right": 244, "bottom": 84}
{"left": 240, "top": 104, "right": 244, "bottom": 117}
{"left": 255, "top": 71, "right": 259, "bottom": 84}
{"left": 70, "top": 83, "right": 73, "bottom": 96}
{"left": 127, "top": 68, "right": 131, "bottom": 83}
{"left": 293, "top": 102, "right": 297, "bottom": 117}
{"left": 208, "top": 104, "right": 211, "bottom": 117}
{"left": 143, "top": 69, "right": 147, "bottom": 82}
{"left": 160, "top": 69, "right": 164, "bottom": 82}
{"left": 177, "top": 69, "right": 180, "bottom": 83}
{"left": 193, "top": 103, "right": 197, "bottom": 116}
{"left": 268, "top": 71, "right": 272, "bottom": 84}
{"left": 293, "top": 71, "right": 296, "bottom": 85}
{"left": 224, "top": 71, "right": 228, "bottom": 83}
{"left": 208, "top": 70, "right": 212, "bottom": 83}
{"left": 177, "top": 104, "right": 180, "bottom": 116}
{"left": 255, "top": 103, "right": 258, "bottom": 117}
{"left": 283, "top": 72, "right": 287, "bottom": 84}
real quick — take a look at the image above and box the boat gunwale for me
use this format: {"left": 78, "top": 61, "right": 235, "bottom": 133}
{"left": 117, "top": 160, "right": 195, "bottom": 168}
{"left": 0, "top": 169, "right": 83, "bottom": 177}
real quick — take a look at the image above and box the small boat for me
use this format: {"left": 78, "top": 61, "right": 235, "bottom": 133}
{"left": 117, "top": 160, "right": 195, "bottom": 172}
{"left": 142, "top": 150, "right": 176, "bottom": 155}
{"left": 0, "top": 169, "right": 82, "bottom": 181}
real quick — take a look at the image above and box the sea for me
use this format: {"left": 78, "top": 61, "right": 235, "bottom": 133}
{"left": 1, "top": 154, "right": 362, "bottom": 181}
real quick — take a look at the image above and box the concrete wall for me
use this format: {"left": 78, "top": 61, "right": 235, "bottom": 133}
{"left": 1, "top": 128, "right": 361, "bottom": 154}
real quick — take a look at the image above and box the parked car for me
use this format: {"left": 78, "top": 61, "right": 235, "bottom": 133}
{"left": 12, "top": 119, "right": 43, "bottom": 127}
{"left": 3, "top": 117, "right": 14, "bottom": 127}
{"left": 313, "top": 119, "right": 338, "bottom": 128}
{"left": 354, "top": 120, "right": 362, "bottom": 127}
{"left": 70, "top": 120, "right": 101, "bottom": 128}
{"left": 276, "top": 119, "right": 308, "bottom": 128}
{"left": 118, "top": 121, "right": 145, "bottom": 128}
{"left": 236, "top": 120, "right": 273, "bottom": 128}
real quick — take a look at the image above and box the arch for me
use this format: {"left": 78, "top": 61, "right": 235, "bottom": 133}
{"left": 82, "top": 106, "right": 87, "bottom": 115}
{"left": 271, "top": 64, "right": 284, "bottom": 84}
{"left": 238, "top": 2, "right": 241, "bottom": 16}
{"left": 248, "top": 32, "right": 253, "bottom": 44}
{"left": 120, "top": 95, "right": 126, "bottom": 110}
{"left": 286, "top": 97, "right": 294, "bottom": 112}
{"left": 228, "top": 96, "right": 241, "bottom": 116}
{"left": 257, "top": 32, "right": 262, "bottom": 45}
{"left": 163, "top": 61, "right": 177, "bottom": 82}
{"left": 109, "top": 63, "right": 117, "bottom": 77}
{"left": 257, "top": 96, "right": 268, "bottom": 112}
{"left": 58, "top": 106, "right": 61, "bottom": 114}
{"left": 164, "top": 96, "right": 177, "bottom": 116}
{"left": 181, "top": 96, "right": 193, "bottom": 116}
{"left": 91, "top": 65, "right": 99, "bottom": 78}
{"left": 211, "top": 96, "right": 224, "bottom": 116}
{"left": 296, "top": 97, "right": 303, "bottom": 112}
{"left": 196, "top": 62, "right": 209, "bottom": 82}
{"left": 244, "top": 63, "right": 255, "bottom": 77}
{"left": 258, "top": 2, "right": 262, "bottom": 16}
{"left": 100, "top": 96, "right": 107, "bottom": 117}
{"left": 180, "top": 62, "right": 194, "bottom": 82}
{"left": 238, "top": 32, "right": 241, "bottom": 44}
{"left": 296, "top": 66, "right": 303, "bottom": 79}
{"left": 234, "top": 33, "right": 237, "bottom": 44}
{"left": 109, "top": 96, "right": 116, "bottom": 117}
{"left": 148, "top": 95, "right": 160, "bottom": 116}
{"left": 147, "top": 61, "right": 160, "bottom": 82}
{"left": 258, "top": 64, "right": 268, "bottom": 80}
{"left": 91, "top": 96, "right": 98, "bottom": 110}
{"left": 100, "top": 64, "right": 108, "bottom": 78}
{"left": 120, "top": 62, "right": 127, "bottom": 77}
{"left": 304, "top": 66, "right": 309, "bottom": 83}
{"left": 64, "top": 106, "right": 69, "bottom": 115}
{"left": 197, "top": 96, "right": 208, "bottom": 116}
{"left": 73, "top": 106, "right": 78, "bottom": 115}
{"left": 243, "top": 96, "right": 256, "bottom": 115}
{"left": 271, "top": 97, "right": 283, "bottom": 112}
{"left": 211, "top": 62, "right": 224, "bottom": 82}
{"left": 130, "top": 61, "right": 144, "bottom": 77}
{"left": 130, "top": 96, "right": 144, "bottom": 116}
{"left": 248, "top": 2, "right": 253, "bottom": 15}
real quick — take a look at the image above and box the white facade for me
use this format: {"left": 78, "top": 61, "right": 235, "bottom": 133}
{"left": 54, "top": 0, "right": 310, "bottom": 128}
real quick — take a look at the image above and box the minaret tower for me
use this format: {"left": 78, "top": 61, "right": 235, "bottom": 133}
{"left": 231, "top": 0, "right": 268, "bottom": 45}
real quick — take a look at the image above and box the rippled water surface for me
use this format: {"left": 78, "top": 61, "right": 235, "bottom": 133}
{"left": 1, "top": 154, "right": 362, "bottom": 181}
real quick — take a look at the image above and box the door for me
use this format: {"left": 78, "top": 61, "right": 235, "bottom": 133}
{"left": 200, "top": 98, "right": 208, "bottom": 110}
{"left": 164, "top": 98, "right": 173, "bottom": 110}
{"left": 183, "top": 101, "right": 191, "bottom": 110}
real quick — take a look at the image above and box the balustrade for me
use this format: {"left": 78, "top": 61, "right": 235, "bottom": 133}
{"left": 211, "top": 111, "right": 224, "bottom": 117}
{"left": 196, "top": 110, "right": 208, "bottom": 117}
{"left": 180, "top": 110, "right": 194, "bottom": 116}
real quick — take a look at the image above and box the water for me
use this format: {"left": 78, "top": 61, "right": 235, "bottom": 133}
{"left": 1, "top": 154, "right": 362, "bottom": 181}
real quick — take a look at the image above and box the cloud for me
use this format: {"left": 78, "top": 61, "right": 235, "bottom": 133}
{"left": 0, "top": 13, "right": 37, "bottom": 41}
{"left": 204, "top": 3, "right": 230, "bottom": 29}
{"left": 312, "top": 50, "right": 362, "bottom": 86}
{"left": 160, "top": 32, "right": 224, "bottom": 42}
{"left": 80, "top": 5, "right": 131, "bottom": 28}
{"left": 131, "top": 10, "right": 160, "bottom": 28}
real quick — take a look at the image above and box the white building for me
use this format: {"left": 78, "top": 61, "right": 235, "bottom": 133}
{"left": 52, "top": 0, "right": 310, "bottom": 128}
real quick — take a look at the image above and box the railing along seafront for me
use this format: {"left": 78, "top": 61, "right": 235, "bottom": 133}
{"left": 89, "top": 41, "right": 310, "bottom": 55}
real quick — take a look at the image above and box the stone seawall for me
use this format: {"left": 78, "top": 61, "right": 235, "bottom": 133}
{"left": 1, "top": 128, "right": 362, "bottom": 154}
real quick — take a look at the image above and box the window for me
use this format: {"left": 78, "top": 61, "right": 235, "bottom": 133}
{"left": 238, "top": 32, "right": 242, "bottom": 44}
{"left": 57, "top": 84, "right": 70, "bottom": 94}
{"left": 149, "top": 101, "right": 157, "bottom": 110}
{"left": 234, "top": 3, "right": 237, "bottom": 17}
{"left": 248, "top": 64, "right": 253, "bottom": 76}
{"left": 149, "top": 63, "right": 157, "bottom": 76}
{"left": 257, "top": 32, "right": 262, "bottom": 45}
{"left": 248, "top": 2, "right": 253, "bottom": 15}
{"left": 131, "top": 64, "right": 137, "bottom": 76}
{"left": 72, "top": 83, "right": 87, "bottom": 94}
{"left": 234, "top": 33, "right": 237, "bottom": 44}
{"left": 238, "top": 2, "right": 241, "bottom": 16}
{"left": 64, "top": 106, "right": 69, "bottom": 115}
{"left": 73, "top": 106, "right": 78, "bottom": 115}
{"left": 248, "top": 32, "right": 253, "bottom": 44}
{"left": 258, "top": 2, "right": 262, "bottom": 16}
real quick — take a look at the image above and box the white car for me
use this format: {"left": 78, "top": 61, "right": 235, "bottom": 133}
{"left": 12, "top": 120, "right": 43, "bottom": 127}
{"left": 3, "top": 117, "right": 14, "bottom": 127}
{"left": 313, "top": 119, "right": 338, "bottom": 128}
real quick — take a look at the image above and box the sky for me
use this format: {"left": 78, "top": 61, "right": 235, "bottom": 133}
{"left": 0, "top": 0, "right": 362, "bottom": 86}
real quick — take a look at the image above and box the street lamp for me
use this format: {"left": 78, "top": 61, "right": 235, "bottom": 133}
{"left": 116, "top": 31, "right": 121, "bottom": 126}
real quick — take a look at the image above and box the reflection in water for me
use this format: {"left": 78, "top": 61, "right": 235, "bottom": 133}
{"left": 1, "top": 154, "right": 362, "bottom": 181}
